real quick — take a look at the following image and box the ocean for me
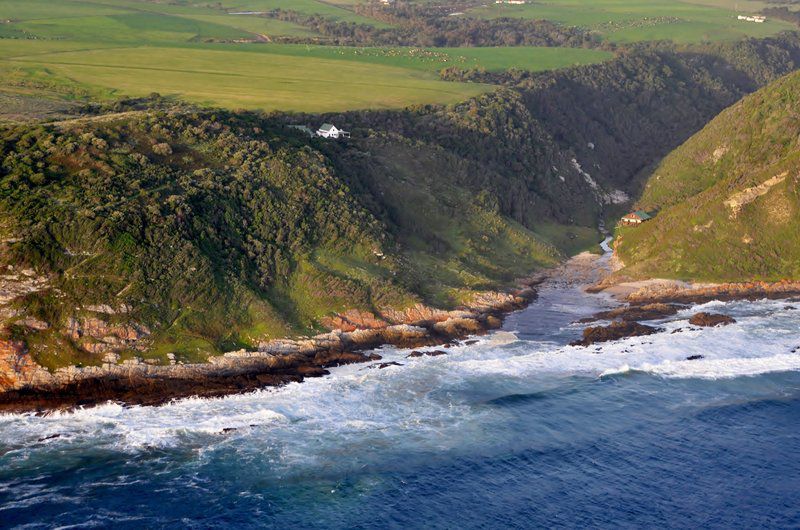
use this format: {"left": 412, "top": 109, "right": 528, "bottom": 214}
{"left": 2, "top": 260, "right": 800, "bottom": 529}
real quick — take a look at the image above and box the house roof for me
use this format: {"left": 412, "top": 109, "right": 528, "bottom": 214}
{"left": 623, "top": 210, "right": 652, "bottom": 220}
{"left": 318, "top": 123, "right": 337, "bottom": 132}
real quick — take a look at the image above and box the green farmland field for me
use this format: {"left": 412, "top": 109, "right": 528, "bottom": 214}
{"left": 469, "top": 0, "right": 794, "bottom": 43}
{"left": 0, "top": 42, "right": 611, "bottom": 112}
{"left": 3, "top": 45, "right": 492, "bottom": 112}
{"left": 261, "top": 45, "right": 613, "bottom": 73}
{"left": 3, "top": 0, "right": 786, "bottom": 114}
{"left": 0, "top": 0, "right": 613, "bottom": 113}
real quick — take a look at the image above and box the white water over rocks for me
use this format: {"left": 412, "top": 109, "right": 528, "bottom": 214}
{"left": 1, "top": 256, "right": 799, "bottom": 467}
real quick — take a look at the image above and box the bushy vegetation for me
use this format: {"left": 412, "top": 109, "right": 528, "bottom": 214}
{"left": 317, "top": 33, "right": 800, "bottom": 239}
{"left": 615, "top": 70, "right": 800, "bottom": 281}
{"left": 267, "top": 7, "right": 603, "bottom": 48}
{"left": 0, "top": 107, "right": 569, "bottom": 367}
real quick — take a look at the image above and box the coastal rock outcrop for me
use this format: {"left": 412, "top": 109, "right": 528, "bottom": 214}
{"left": 321, "top": 309, "right": 389, "bottom": 332}
{"left": 0, "top": 264, "right": 547, "bottom": 412}
{"left": 66, "top": 316, "right": 151, "bottom": 353}
{"left": 406, "top": 350, "right": 447, "bottom": 358}
{"left": 623, "top": 280, "right": 800, "bottom": 305}
{"left": 0, "top": 338, "right": 48, "bottom": 389}
{"left": 582, "top": 302, "right": 682, "bottom": 323}
{"left": 688, "top": 312, "right": 736, "bottom": 327}
{"left": 571, "top": 321, "right": 664, "bottom": 347}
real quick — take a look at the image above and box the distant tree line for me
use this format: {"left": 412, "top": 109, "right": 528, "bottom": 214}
{"left": 762, "top": 7, "right": 800, "bottom": 26}
{"left": 264, "top": 8, "right": 606, "bottom": 49}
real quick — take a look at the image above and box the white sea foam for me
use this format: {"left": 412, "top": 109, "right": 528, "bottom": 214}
{"left": 0, "top": 298, "right": 797, "bottom": 457}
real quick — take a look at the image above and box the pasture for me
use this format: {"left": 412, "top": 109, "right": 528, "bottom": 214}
{"left": 0, "top": 0, "right": 613, "bottom": 113}
{"left": 2, "top": 0, "right": 789, "bottom": 114}
{"left": 3, "top": 44, "right": 491, "bottom": 112}
{"left": 469, "top": 0, "right": 794, "bottom": 43}
{"left": 218, "top": 44, "right": 613, "bottom": 73}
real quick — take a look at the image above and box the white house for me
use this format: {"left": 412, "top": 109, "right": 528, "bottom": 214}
{"left": 317, "top": 123, "right": 350, "bottom": 139}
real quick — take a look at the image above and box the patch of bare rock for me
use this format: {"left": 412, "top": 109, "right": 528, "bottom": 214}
{"left": 579, "top": 302, "right": 682, "bottom": 324}
{"left": 620, "top": 280, "right": 800, "bottom": 305}
{"left": 406, "top": 350, "right": 447, "bottom": 358}
{"left": 570, "top": 321, "right": 664, "bottom": 347}
{"left": 688, "top": 312, "right": 736, "bottom": 327}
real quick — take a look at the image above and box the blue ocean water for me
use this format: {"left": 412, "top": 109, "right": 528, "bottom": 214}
{"left": 2, "top": 260, "right": 800, "bottom": 529}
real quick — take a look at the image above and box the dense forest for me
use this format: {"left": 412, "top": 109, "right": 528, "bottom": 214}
{"left": 0, "top": 108, "right": 564, "bottom": 369}
{"left": 2, "top": 32, "right": 800, "bottom": 369}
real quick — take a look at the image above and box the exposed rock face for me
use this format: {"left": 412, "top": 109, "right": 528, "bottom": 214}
{"left": 623, "top": 280, "right": 800, "bottom": 305}
{"left": 688, "top": 312, "right": 736, "bottom": 327}
{"left": 380, "top": 303, "right": 455, "bottom": 326}
{"left": 584, "top": 303, "right": 681, "bottom": 323}
{"left": 84, "top": 304, "right": 132, "bottom": 315}
{"left": 321, "top": 309, "right": 389, "bottom": 332}
{"left": 15, "top": 317, "right": 50, "bottom": 331}
{"left": 0, "top": 338, "right": 47, "bottom": 389}
{"left": 724, "top": 172, "right": 787, "bottom": 219}
{"left": 66, "top": 316, "right": 152, "bottom": 354}
{"left": 571, "top": 321, "right": 664, "bottom": 347}
{"left": 0, "top": 270, "right": 49, "bottom": 321}
{"left": 432, "top": 317, "right": 483, "bottom": 337}
{"left": 0, "top": 270, "right": 49, "bottom": 306}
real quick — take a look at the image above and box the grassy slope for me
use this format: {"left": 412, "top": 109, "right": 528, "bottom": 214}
{"left": 615, "top": 70, "right": 800, "bottom": 282}
{"left": 469, "top": 0, "right": 794, "bottom": 43}
{"left": 260, "top": 45, "right": 613, "bottom": 73}
{"left": 6, "top": 45, "right": 491, "bottom": 112}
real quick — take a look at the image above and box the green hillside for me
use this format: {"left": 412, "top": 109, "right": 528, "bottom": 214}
{"left": 615, "top": 70, "right": 800, "bottom": 281}
{"left": 0, "top": 107, "right": 572, "bottom": 369}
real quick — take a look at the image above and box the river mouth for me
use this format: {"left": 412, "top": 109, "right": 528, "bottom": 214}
{"left": 2, "top": 252, "right": 800, "bottom": 527}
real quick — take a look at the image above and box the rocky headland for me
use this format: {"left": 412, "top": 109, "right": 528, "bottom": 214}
{"left": 0, "top": 279, "right": 541, "bottom": 413}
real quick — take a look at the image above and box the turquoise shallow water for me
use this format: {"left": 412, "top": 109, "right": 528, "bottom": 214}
{"left": 2, "top": 267, "right": 800, "bottom": 528}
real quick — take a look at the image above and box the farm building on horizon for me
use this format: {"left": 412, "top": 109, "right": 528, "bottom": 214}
{"left": 317, "top": 123, "right": 351, "bottom": 139}
{"left": 737, "top": 14, "right": 766, "bottom": 23}
{"left": 620, "top": 210, "right": 653, "bottom": 226}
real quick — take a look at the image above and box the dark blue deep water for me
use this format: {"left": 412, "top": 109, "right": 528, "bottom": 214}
{"left": 3, "top": 259, "right": 800, "bottom": 528}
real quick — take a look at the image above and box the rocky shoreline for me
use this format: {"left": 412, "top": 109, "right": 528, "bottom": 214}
{"left": 0, "top": 280, "right": 542, "bottom": 414}
{"left": 569, "top": 276, "right": 800, "bottom": 347}
{"left": 5, "top": 245, "right": 799, "bottom": 414}
{"left": 591, "top": 277, "right": 800, "bottom": 305}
